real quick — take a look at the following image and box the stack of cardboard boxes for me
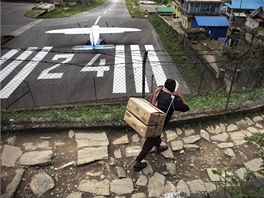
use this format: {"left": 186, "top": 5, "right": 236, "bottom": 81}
{"left": 124, "top": 97, "right": 166, "bottom": 138}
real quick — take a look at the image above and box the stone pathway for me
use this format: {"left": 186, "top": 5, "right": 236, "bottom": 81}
{"left": 1, "top": 114, "right": 264, "bottom": 197}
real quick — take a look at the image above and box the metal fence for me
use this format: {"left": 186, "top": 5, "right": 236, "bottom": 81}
{"left": 1, "top": 40, "right": 264, "bottom": 112}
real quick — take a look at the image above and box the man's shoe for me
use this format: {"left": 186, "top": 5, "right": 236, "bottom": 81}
{"left": 133, "top": 162, "right": 147, "bottom": 171}
{"left": 156, "top": 145, "right": 168, "bottom": 154}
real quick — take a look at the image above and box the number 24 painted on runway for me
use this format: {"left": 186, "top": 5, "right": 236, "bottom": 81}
{"left": 37, "top": 54, "right": 108, "bottom": 79}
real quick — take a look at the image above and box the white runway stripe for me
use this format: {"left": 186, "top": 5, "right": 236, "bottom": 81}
{"left": 130, "top": 45, "right": 149, "bottom": 93}
{"left": 145, "top": 45, "right": 167, "bottom": 86}
{"left": 0, "top": 46, "right": 52, "bottom": 99}
{"left": 0, "top": 47, "right": 37, "bottom": 82}
{"left": 0, "top": 49, "right": 20, "bottom": 66}
{"left": 113, "top": 45, "right": 126, "bottom": 93}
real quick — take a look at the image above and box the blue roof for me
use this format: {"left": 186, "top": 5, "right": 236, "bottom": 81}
{"left": 225, "top": 0, "right": 264, "bottom": 10}
{"left": 195, "top": 16, "right": 230, "bottom": 27}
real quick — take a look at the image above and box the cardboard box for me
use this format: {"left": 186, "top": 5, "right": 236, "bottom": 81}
{"left": 124, "top": 110, "right": 163, "bottom": 138}
{"left": 126, "top": 97, "right": 165, "bottom": 126}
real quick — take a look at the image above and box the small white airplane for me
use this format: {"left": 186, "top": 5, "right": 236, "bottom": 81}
{"left": 45, "top": 17, "right": 141, "bottom": 50}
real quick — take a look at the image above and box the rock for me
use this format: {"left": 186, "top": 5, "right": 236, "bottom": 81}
{"left": 219, "top": 123, "right": 226, "bottom": 133}
{"left": 187, "top": 179, "right": 206, "bottom": 192}
{"left": 200, "top": 130, "right": 210, "bottom": 142}
{"left": 68, "top": 130, "right": 75, "bottom": 139}
{"left": 211, "top": 133, "right": 228, "bottom": 142}
{"left": 224, "top": 148, "right": 236, "bottom": 157}
{"left": 176, "top": 128, "right": 183, "bottom": 135}
{"left": 184, "top": 129, "right": 195, "bottom": 136}
{"left": 177, "top": 180, "right": 190, "bottom": 197}
{"left": 165, "top": 130, "right": 178, "bottom": 142}
{"left": 110, "top": 178, "right": 134, "bottom": 195}
{"left": 125, "top": 146, "right": 141, "bottom": 157}
{"left": 217, "top": 142, "right": 234, "bottom": 148}
{"left": 227, "top": 124, "right": 238, "bottom": 132}
{"left": 116, "top": 166, "right": 126, "bottom": 178}
{"left": 235, "top": 168, "right": 247, "bottom": 180}
{"left": 164, "top": 180, "right": 176, "bottom": 194}
{"left": 66, "top": 192, "right": 82, "bottom": 198}
{"left": 3, "top": 169, "right": 25, "bottom": 198}
{"left": 75, "top": 132, "right": 109, "bottom": 148}
{"left": 2, "top": 145, "right": 23, "bottom": 167}
{"left": 132, "top": 134, "right": 140, "bottom": 143}
{"left": 30, "top": 172, "right": 55, "bottom": 197}
{"left": 161, "top": 145, "right": 175, "bottom": 159}
{"left": 171, "top": 140, "right": 183, "bottom": 151}
{"left": 204, "top": 182, "right": 216, "bottom": 193}
{"left": 143, "top": 162, "right": 153, "bottom": 175}
{"left": 206, "top": 168, "right": 220, "bottom": 182}
{"left": 244, "top": 158, "right": 263, "bottom": 172}
{"left": 161, "top": 192, "right": 188, "bottom": 198}
{"left": 112, "top": 135, "right": 129, "bottom": 145}
{"left": 245, "top": 117, "right": 254, "bottom": 126}
{"left": 77, "top": 147, "right": 108, "bottom": 165}
{"left": 148, "top": 172, "right": 165, "bottom": 197}
{"left": 247, "top": 126, "right": 259, "bottom": 133}
{"left": 114, "top": 148, "right": 122, "bottom": 159}
{"left": 183, "top": 135, "right": 201, "bottom": 144}
{"left": 20, "top": 150, "right": 53, "bottom": 166}
{"left": 136, "top": 175, "right": 148, "bottom": 186}
{"left": 78, "top": 179, "right": 110, "bottom": 195}
{"left": 184, "top": 144, "right": 200, "bottom": 151}
{"left": 252, "top": 116, "right": 263, "bottom": 123}
{"left": 235, "top": 119, "right": 248, "bottom": 128}
{"left": 131, "top": 193, "right": 147, "bottom": 198}
{"left": 206, "top": 124, "right": 221, "bottom": 134}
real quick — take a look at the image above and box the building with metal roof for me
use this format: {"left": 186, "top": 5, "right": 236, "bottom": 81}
{"left": 192, "top": 16, "right": 230, "bottom": 38}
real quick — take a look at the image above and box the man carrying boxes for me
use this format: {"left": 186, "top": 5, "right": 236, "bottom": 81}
{"left": 124, "top": 79, "right": 190, "bottom": 171}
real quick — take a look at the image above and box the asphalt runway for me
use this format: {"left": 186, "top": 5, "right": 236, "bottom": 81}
{"left": 0, "top": 0, "right": 189, "bottom": 109}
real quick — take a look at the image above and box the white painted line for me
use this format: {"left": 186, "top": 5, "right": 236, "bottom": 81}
{"left": 11, "top": 19, "right": 44, "bottom": 37}
{"left": 0, "top": 46, "right": 52, "bottom": 99}
{"left": 0, "top": 49, "right": 20, "bottom": 66}
{"left": 81, "top": 54, "right": 101, "bottom": 71}
{"left": 130, "top": 45, "right": 149, "bottom": 93}
{"left": 0, "top": 47, "right": 37, "bottom": 82}
{"left": 113, "top": 45, "right": 126, "bottom": 93}
{"left": 95, "top": 16, "right": 101, "bottom": 25}
{"left": 145, "top": 45, "right": 167, "bottom": 86}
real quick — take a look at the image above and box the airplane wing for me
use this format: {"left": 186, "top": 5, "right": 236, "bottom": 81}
{"left": 45, "top": 27, "right": 141, "bottom": 35}
{"left": 98, "top": 27, "right": 141, "bottom": 34}
{"left": 45, "top": 28, "right": 92, "bottom": 34}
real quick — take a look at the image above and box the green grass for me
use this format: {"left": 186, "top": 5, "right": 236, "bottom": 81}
{"left": 25, "top": 0, "right": 107, "bottom": 18}
{"left": 2, "top": 88, "right": 264, "bottom": 124}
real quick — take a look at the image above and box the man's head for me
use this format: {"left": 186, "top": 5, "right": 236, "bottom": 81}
{"left": 165, "top": 79, "right": 176, "bottom": 92}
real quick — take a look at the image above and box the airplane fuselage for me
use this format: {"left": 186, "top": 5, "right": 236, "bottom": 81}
{"left": 90, "top": 25, "right": 101, "bottom": 46}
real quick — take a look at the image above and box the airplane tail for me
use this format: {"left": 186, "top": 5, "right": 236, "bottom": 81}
{"left": 72, "top": 45, "right": 115, "bottom": 50}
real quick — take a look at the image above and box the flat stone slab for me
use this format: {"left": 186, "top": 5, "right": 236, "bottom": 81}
{"left": 187, "top": 179, "right": 206, "bottom": 192}
{"left": 2, "top": 145, "right": 23, "bottom": 167}
{"left": 112, "top": 135, "right": 129, "bottom": 145}
{"left": 211, "top": 133, "right": 229, "bottom": 142}
{"left": 77, "top": 146, "right": 108, "bottom": 165}
{"left": 19, "top": 150, "right": 53, "bottom": 166}
{"left": 75, "top": 132, "right": 109, "bottom": 148}
{"left": 171, "top": 140, "right": 183, "bottom": 151}
{"left": 110, "top": 178, "right": 134, "bottom": 195}
{"left": 148, "top": 172, "right": 165, "bottom": 197}
{"left": 30, "top": 172, "right": 55, "bottom": 197}
{"left": 176, "top": 180, "right": 190, "bottom": 197}
{"left": 125, "top": 146, "right": 141, "bottom": 157}
{"left": 183, "top": 135, "right": 201, "bottom": 144}
{"left": 77, "top": 179, "right": 110, "bottom": 195}
{"left": 206, "top": 168, "right": 220, "bottom": 182}
{"left": 244, "top": 158, "right": 263, "bottom": 172}
{"left": 3, "top": 169, "right": 25, "bottom": 198}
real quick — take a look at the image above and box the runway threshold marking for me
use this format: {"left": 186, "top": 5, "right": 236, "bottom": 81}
{"left": 0, "top": 46, "right": 52, "bottom": 99}
{"left": 145, "top": 45, "right": 167, "bottom": 87}
{"left": 130, "top": 45, "right": 149, "bottom": 93}
{"left": 113, "top": 45, "right": 126, "bottom": 93}
{"left": 0, "top": 47, "right": 37, "bottom": 82}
